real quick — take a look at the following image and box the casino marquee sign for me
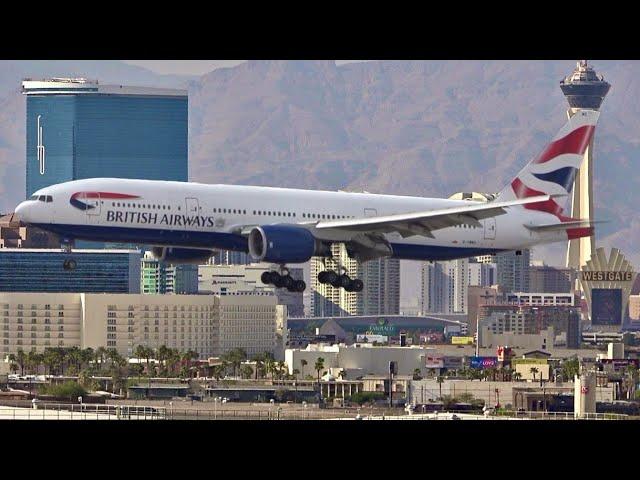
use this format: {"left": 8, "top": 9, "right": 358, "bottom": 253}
{"left": 579, "top": 247, "right": 637, "bottom": 325}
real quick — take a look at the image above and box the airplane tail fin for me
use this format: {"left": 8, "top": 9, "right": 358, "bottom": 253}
{"left": 497, "top": 109, "right": 600, "bottom": 220}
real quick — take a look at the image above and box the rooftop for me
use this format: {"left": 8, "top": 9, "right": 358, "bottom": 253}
{"left": 0, "top": 248, "right": 141, "bottom": 254}
{"left": 22, "top": 78, "right": 187, "bottom": 97}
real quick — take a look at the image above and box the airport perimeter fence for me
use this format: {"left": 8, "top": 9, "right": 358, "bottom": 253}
{"left": 0, "top": 402, "right": 166, "bottom": 420}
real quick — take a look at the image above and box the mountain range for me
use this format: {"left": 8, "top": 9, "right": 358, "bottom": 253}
{"left": 0, "top": 59, "right": 638, "bottom": 277}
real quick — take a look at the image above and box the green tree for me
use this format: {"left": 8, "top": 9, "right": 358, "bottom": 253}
{"left": 15, "top": 349, "right": 27, "bottom": 376}
{"left": 240, "top": 364, "right": 254, "bottom": 379}
{"left": 314, "top": 357, "right": 325, "bottom": 398}
{"left": 300, "top": 359, "right": 308, "bottom": 379}
{"left": 156, "top": 345, "right": 168, "bottom": 376}
{"left": 561, "top": 357, "right": 580, "bottom": 381}
{"left": 7, "top": 353, "right": 18, "bottom": 374}
{"left": 530, "top": 367, "right": 539, "bottom": 383}
{"left": 292, "top": 368, "right": 300, "bottom": 380}
{"left": 436, "top": 375, "right": 445, "bottom": 399}
{"left": 222, "top": 348, "right": 247, "bottom": 378}
{"left": 95, "top": 346, "right": 109, "bottom": 373}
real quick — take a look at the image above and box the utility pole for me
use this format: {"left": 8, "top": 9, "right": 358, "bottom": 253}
{"left": 388, "top": 361, "right": 397, "bottom": 409}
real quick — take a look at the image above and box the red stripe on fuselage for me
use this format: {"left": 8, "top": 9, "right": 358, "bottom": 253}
{"left": 71, "top": 192, "right": 140, "bottom": 200}
{"left": 533, "top": 125, "right": 594, "bottom": 164}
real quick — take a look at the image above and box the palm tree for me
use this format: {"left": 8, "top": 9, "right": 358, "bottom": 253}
{"left": 263, "top": 352, "right": 275, "bottom": 382}
{"left": 80, "top": 348, "right": 94, "bottom": 372}
{"left": 314, "top": 357, "right": 325, "bottom": 390}
{"left": 252, "top": 353, "right": 264, "bottom": 380}
{"left": 156, "top": 345, "right": 168, "bottom": 376}
{"left": 513, "top": 371, "right": 522, "bottom": 382}
{"left": 300, "top": 359, "right": 308, "bottom": 379}
{"left": 240, "top": 364, "right": 254, "bottom": 379}
{"left": 96, "top": 346, "right": 109, "bottom": 373}
{"left": 15, "top": 349, "right": 27, "bottom": 376}
{"left": 436, "top": 375, "right": 444, "bottom": 399}
{"left": 292, "top": 368, "right": 300, "bottom": 381}
{"left": 67, "top": 346, "right": 82, "bottom": 375}
{"left": 7, "top": 353, "right": 18, "bottom": 374}
{"left": 530, "top": 367, "right": 539, "bottom": 383}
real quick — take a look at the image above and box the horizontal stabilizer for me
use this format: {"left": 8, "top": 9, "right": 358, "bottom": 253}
{"left": 524, "top": 219, "right": 606, "bottom": 232}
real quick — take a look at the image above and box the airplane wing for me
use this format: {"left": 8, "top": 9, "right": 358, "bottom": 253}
{"left": 315, "top": 195, "right": 558, "bottom": 239}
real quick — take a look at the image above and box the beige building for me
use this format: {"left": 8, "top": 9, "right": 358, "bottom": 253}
{"left": 1, "top": 293, "right": 82, "bottom": 355}
{"left": 629, "top": 295, "right": 640, "bottom": 321}
{"left": 1, "top": 292, "right": 280, "bottom": 359}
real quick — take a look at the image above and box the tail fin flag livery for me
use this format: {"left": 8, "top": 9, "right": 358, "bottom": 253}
{"left": 498, "top": 109, "right": 600, "bottom": 239}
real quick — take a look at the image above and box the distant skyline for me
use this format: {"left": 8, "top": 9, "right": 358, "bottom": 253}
{"left": 123, "top": 60, "right": 368, "bottom": 76}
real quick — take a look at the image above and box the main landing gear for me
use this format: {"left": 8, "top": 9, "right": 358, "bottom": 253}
{"left": 317, "top": 269, "right": 364, "bottom": 292}
{"left": 261, "top": 268, "right": 306, "bottom": 293}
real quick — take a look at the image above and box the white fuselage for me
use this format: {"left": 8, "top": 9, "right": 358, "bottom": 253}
{"left": 16, "top": 178, "right": 565, "bottom": 261}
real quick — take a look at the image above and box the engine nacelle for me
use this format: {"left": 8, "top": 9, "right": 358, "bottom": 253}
{"left": 151, "top": 247, "right": 214, "bottom": 265}
{"left": 248, "top": 225, "right": 323, "bottom": 264}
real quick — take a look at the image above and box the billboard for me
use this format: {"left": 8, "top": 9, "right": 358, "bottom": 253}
{"left": 451, "top": 336, "right": 474, "bottom": 345}
{"left": 424, "top": 355, "right": 444, "bottom": 369}
{"left": 356, "top": 334, "right": 388, "bottom": 344}
{"left": 469, "top": 356, "right": 498, "bottom": 369}
{"left": 443, "top": 356, "right": 463, "bottom": 369}
{"left": 512, "top": 358, "right": 548, "bottom": 366}
{"left": 591, "top": 288, "right": 623, "bottom": 325}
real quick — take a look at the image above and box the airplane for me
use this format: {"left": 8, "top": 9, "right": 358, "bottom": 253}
{"left": 15, "top": 109, "right": 601, "bottom": 293}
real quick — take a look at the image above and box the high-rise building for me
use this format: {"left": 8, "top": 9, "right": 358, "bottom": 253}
{"left": 310, "top": 245, "right": 400, "bottom": 317}
{"left": 140, "top": 251, "right": 198, "bottom": 295}
{"left": 22, "top": 78, "right": 188, "bottom": 198}
{"left": 359, "top": 257, "right": 400, "bottom": 316}
{"left": 560, "top": 61, "right": 610, "bottom": 276}
{"left": 311, "top": 244, "right": 360, "bottom": 317}
{"left": 529, "top": 264, "right": 575, "bottom": 293}
{"left": 0, "top": 249, "right": 141, "bottom": 293}
{"left": 198, "top": 263, "right": 304, "bottom": 318}
{"left": 421, "top": 259, "right": 496, "bottom": 315}
{"left": 467, "top": 285, "right": 502, "bottom": 334}
{"left": 495, "top": 250, "right": 530, "bottom": 293}
{"left": 211, "top": 250, "right": 251, "bottom": 265}
{"left": 629, "top": 295, "right": 640, "bottom": 321}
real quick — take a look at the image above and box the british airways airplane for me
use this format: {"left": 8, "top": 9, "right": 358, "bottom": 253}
{"left": 15, "top": 109, "right": 600, "bottom": 293}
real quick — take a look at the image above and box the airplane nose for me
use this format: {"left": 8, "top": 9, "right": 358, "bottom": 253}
{"left": 14, "top": 201, "right": 31, "bottom": 223}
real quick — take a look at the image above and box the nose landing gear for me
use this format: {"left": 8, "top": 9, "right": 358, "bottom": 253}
{"left": 261, "top": 267, "right": 306, "bottom": 292}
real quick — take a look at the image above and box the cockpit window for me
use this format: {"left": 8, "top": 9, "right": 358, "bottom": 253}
{"left": 29, "top": 195, "right": 38, "bottom": 201}
{"left": 38, "top": 195, "right": 46, "bottom": 202}
{"left": 45, "top": 196, "right": 53, "bottom": 203}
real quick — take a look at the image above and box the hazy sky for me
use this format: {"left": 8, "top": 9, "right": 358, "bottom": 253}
{"left": 124, "top": 60, "right": 367, "bottom": 76}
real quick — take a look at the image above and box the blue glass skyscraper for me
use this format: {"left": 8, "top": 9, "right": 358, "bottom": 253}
{"left": 22, "top": 78, "right": 188, "bottom": 198}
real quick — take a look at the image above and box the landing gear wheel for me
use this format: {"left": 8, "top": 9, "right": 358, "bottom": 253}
{"left": 337, "top": 274, "right": 351, "bottom": 289}
{"left": 324, "top": 271, "right": 338, "bottom": 286}
{"left": 290, "top": 280, "right": 306, "bottom": 292}
{"left": 281, "top": 275, "right": 294, "bottom": 289}
{"left": 272, "top": 273, "right": 285, "bottom": 288}
{"left": 63, "top": 259, "right": 77, "bottom": 271}
{"left": 350, "top": 279, "right": 364, "bottom": 292}
{"left": 261, "top": 271, "right": 274, "bottom": 285}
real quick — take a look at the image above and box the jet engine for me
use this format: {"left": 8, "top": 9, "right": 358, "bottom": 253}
{"left": 248, "top": 225, "right": 327, "bottom": 264}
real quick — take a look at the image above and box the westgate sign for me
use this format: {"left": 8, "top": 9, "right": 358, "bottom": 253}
{"left": 581, "top": 271, "right": 633, "bottom": 282}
